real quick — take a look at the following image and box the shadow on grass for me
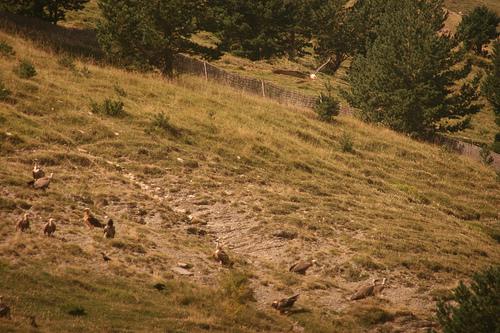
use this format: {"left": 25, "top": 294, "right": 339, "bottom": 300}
{"left": 0, "top": 12, "right": 101, "bottom": 59}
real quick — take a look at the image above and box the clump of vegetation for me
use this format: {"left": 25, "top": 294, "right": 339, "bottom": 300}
{"left": 479, "top": 145, "right": 494, "bottom": 165}
{"left": 0, "top": 40, "right": 15, "bottom": 57}
{"left": 492, "top": 133, "right": 500, "bottom": 154}
{"left": 90, "top": 98, "right": 125, "bottom": 117}
{"left": 339, "top": 131, "right": 354, "bottom": 153}
{"left": 67, "top": 306, "right": 87, "bottom": 316}
{"left": 58, "top": 56, "right": 76, "bottom": 71}
{"left": 220, "top": 271, "right": 255, "bottom": 304}
{"left": 437, "top": 266, "right": 500, "bottom": 333}
{"left": 14, "top": 60, "right": 37, "bottom": 79}
{"left": 113, "top": 84, "right": 127, "bottom": 97}
{"left": 347, "top": 0, "right": 481, "bottom": 137}
{"left": 482, "top": 41, "right": 500, "bottom": 132}
{"left": 1, "top": 0, "right": 89, "bottom": 24}
{"left": 314, "top": 83, "right": 340, "bottom": 122}
{"left": 0, "top": 80, "right": 11, "bottom": 101}
{"left": 147, "top": 112, "right": 180, "bottom": 137}
{"left": 456, "top": 5, "right": 500, "bottom": 54}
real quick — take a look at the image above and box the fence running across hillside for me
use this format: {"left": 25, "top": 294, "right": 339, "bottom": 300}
{"left": 173, "top": 54, "right": 317, "bottom": 109}
{"left": 173, "top": 54, "right": 500, "bottom": 169}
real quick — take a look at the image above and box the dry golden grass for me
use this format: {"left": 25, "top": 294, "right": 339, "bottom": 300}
{"left": 0, "top": 11, "right": 499, "bottom": 333}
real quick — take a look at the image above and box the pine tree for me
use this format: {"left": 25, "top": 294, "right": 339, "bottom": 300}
{"left": 0, "top": 0, "right": 89, "bottom": 24}
{"left": 309, "top": 0, "right": 349, "bottom": 74}
{"left": 482, "top": 41, "right": 500, "bottom": 119}
{"left": 456, "top": 5, "right": 499, "bottom": 54}
{"left": 436, "top": 266, "right": 500, "bottom": 333}
{"left": 211, "top": 0, "right": 312, "bottom": 60}
{"left": 346, "top": 0, "right": 481, "bottom": 137}
{"left": 97, "top": 0, "right": 205, "bottom": 74}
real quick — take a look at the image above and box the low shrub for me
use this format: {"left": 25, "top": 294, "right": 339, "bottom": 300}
{"left": 314, "top": 84, "right": 340, "bottom": 122}
{"left": 147, "top": 112, "right": 181, "bottom": 137}
{"left": 339, "top": 131, "right": 354, "bottom": 153}
{"left": 479, "top": 145, "right": 494, "bottom": 165}
{"left": 14, "top": 60, "right": 37, "bottom": 79}
{"left": 0, "top": 80, "right": 11, "bottom": 101}
{"left": 436, "top": 266, "right": 500, "bottom": 333}
{"left": 0, "top": 40, "right": 15, "bottom": 57}
{"left": 91, "top": 98, "right": 125, "bottom": 117}
{"left": 58, "top": 56, "right": 76, "bottom": 71}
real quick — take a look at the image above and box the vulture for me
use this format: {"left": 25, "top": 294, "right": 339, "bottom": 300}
{"left": 101, "top": 252, "right": 111, "bottom": 262}
{"left": 350, "top": 278, "right": 386, "bottom": 301}
{"left": 16, "top": 213, "right": 31, "bottom": 232}
{"left": 213, "top": 241, "right": 233, "bottom": 267}
{"left": 83, "top": 208, "right": 104, "bottom": 228}
{"left": 289, "top": 259, "right": 316, "bottom": 275}
{"left": 32, "top": 163, "right": 45, "bottom": 180}
{"left": 0, "top": 296, "right": 11, "bottom": 319}
{"left": 103, "top": 219, "right": 116, "bottom": 238}
{"left": 43, "top": 218, "right": 56, "bottom": 236}
{"left": 32, "top": 173, "right": 53, "bottom": 190}
{"left": 272, "top": 294, "right": 300, "bottom": 313}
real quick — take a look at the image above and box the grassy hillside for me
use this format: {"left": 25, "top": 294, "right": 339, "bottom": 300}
{"left": 1, "top": 11, "right": 499, "bottom": 333}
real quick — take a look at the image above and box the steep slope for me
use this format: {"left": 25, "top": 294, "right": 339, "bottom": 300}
{"left": 0, "top": 16, "right": 499, "bottom": 333}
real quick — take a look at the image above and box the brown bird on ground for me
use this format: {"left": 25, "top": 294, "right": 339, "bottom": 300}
{"left": 103, "top": 218, "right": 115, "bottom": 239}
{"left": 350, "top": 278, "right": 386, "bottom": 300}
{"left": 272, "top": 294, "right": 300, "bottom": 313}
{"left": 101, "top": 252, "right": 111, "bottom": 262}
{"left": 0, "top": 296, "right": 11, "bottom": 319}
{"left": 31, "top": 173, "right": 53, "bottom": 190}
{"left": 43, "top": 218, "right": 56, "bottom": 236}
{"left": 213, "top": 240, "right": 233, "bottom": 267}
{"left": 83, "top": 208, "right": 104, "bottom": 228}
{"left": 16, "top": 213, "right": 31, "bottom": 232}
{"left": 289, "top": 259, "right": 316, "bottom": 275}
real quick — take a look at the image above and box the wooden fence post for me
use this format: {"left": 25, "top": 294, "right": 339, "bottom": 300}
{"left": 203, "top": 61, "right": 208, "bottom": 81}
{"left": 261, "top": 80, "right": 265, "bottom": 97}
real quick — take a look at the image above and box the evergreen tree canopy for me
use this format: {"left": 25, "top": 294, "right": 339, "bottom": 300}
{"left": 346, "top": 0, "right": 481, "bottom": 136}
{"left": 456, "top": 5, "right": 499, "bottom": 54}
{"left": 97, "top": 0, "right": 206, "bottom": 74}
{"left": 308, "top": 0, "right": 349, "bottom": 74}
{"left": 482, "top": 41, "right": 500, "bottom": 117}
{"left": 0, "top": 0, "right": 89, "bottom": 24}
{"left": 210, "top": 0, "right": 312, "bottom": 60}
{"left": 437, "top": 266, "right": 500, "bottom": 333}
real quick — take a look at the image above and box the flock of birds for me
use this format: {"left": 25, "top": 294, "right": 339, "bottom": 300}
{"left": 0, "top": 162, "right": 388, "bottom": 320}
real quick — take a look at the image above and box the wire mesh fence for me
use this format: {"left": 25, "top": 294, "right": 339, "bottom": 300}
{"left": 173, "top": 54, "right": 499, "bottom": 169}
{"left": 173, "top": 54, "right": 317, "bottom": 109}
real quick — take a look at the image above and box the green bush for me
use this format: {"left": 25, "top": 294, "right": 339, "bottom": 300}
{"left": 91, "top": 99, "right": 125, "bottom": 117}
{"left": 0, "top": 40, "right": 15, "bottom": 57}
{"left": 148, "top": 112, "right": 180, "bottom": 136}
{"left": 436, "top": 266, "right": 500, "bottom": 333}
{"left": 14, "top": 60, "right": 37, "bottom": 79}
{"left": 479, "top": 145, "right": 494, "bottom": 165}
{"left": 314, "top": 83, "right": 340, "bottom": 122}
{"left": 0, "top": 80, "right": 11, "bottom": 101}
{"left": 339, "top": 131, "right": 354, "bottom": 153}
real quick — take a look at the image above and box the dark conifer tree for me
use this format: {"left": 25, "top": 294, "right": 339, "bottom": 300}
{"left": 346, "top": 0, "right": 481, "bottom": 136}
{"left": 0, "top": 0, "right": 89, "bottom": 24}
{"left": 456, "top": 5, "right": 499, "bottom": 54}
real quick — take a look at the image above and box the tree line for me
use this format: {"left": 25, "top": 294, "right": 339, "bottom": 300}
{"left": 1, "top": 0, "right": 499, "bottom": 140}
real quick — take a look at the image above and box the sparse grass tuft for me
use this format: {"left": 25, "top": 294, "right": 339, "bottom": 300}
{"left": 0, "top": 79, "right": 11, "bottom": 101}
{"left": 147, "top": 111, "right": 181, "bottom": 137}
{"left": 14, "top": 59, "right": 37, "bottom": 79}
{"left": 91, "top": 98, "right": 125, "bottom": 117}
{"left": 339, "top": 131, "right": 354, "bottom": 153}
{"left": 0, "top": 40, "right": 15, "bottom": 57}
